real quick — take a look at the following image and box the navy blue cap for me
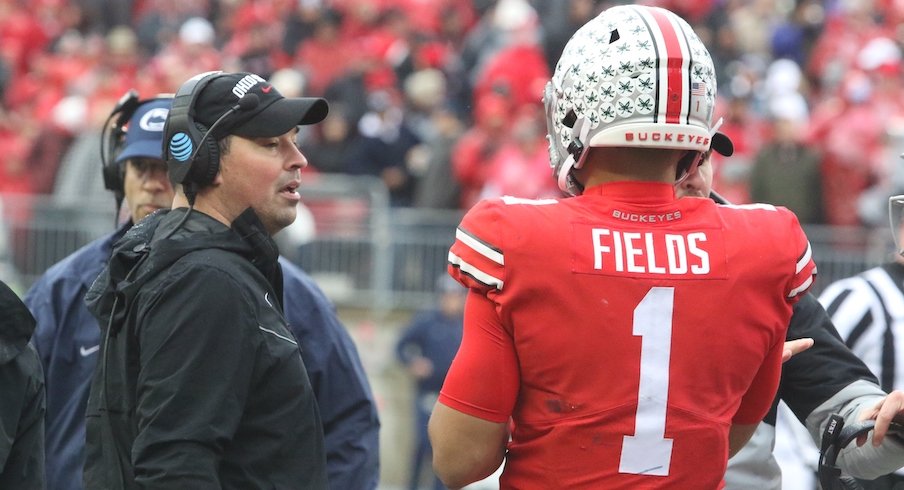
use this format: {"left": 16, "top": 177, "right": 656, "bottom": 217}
{"left": 115, "top": 98, "right": 172, "bottom": 164}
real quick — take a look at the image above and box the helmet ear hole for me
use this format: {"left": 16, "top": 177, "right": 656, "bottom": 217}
{"left": 563, "top": 110, "right": 577, "bottom": 129}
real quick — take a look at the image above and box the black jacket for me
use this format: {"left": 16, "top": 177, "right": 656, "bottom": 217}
{"left": 83, "top": 208, "right": 327, "bottom": 489}
{"left": 0, "top": 280, "right": 45, "bottom": 490}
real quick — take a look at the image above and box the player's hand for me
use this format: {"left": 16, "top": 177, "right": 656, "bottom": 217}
{"left": 856, "top": 390, "right": 904, "bottom": 446}
{"left": 782, "top": 338, "right": 814, "bottom": 363}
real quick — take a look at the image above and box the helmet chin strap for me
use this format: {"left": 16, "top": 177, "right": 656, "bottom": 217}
{"left": 559, "top": 115, "right": 593, "bottom": 195}
{"left": 557, "top": 155, "right": 575, "bottom": 194}
{"left": 674, "top": 151, "right": 703, "bottom": 186}
{"left": 672, "top": 116, "right": 721, "bottom": 186}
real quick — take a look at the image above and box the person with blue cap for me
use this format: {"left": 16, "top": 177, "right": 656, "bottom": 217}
{"left": 24, "top": 94, "right": 177, "bottom": 490}
{"left": 24, "top": 92, "right": 173, "bottom": 490}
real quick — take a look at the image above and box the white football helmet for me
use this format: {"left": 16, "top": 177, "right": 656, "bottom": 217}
{"left": 544, "top": 5, "right": 718, "bottom": 195}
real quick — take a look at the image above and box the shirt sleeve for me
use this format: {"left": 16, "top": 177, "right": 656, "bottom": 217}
{"left": 23, "top": 277, "right": 57, "bottom": 366}
{"left": 732, "top": 332, "right": 784, "bottom": 425}
{"left": 448, "top": 200, "right": 505, "bottom": 295}
{"left": 280, "top": 264, "right": 380, "bottom": 490}
{"left": 131, "top": 268, "right": 257, "bottom": 488}
{"left": 438, "top": 290, "right": 518, "bottom": 423}
{"left": 783, "top": 209, "right": 816, "bottom": 304}
{"left": 780, "top": 293, "right": 878, "bottom": 422}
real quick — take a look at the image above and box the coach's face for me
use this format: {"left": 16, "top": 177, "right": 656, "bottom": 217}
{"left": 124, "top": 158, "right": 175, "bottom": 223}
{"left": 218, "top": 128, "right": 307, "bottom": 235}
{"left": 676, "top": 150, "right": 714, "bottom": 199}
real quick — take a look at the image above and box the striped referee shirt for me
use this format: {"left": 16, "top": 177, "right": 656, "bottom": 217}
{"left": 818, "top": 262, "right": 904, "bottom": 395}
{"left": 818, "top": 261, "right": 904, "bottom": 479}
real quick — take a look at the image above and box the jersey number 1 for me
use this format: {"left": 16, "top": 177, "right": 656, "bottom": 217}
{"left": 618, "top": 287, "right": 674, "bottom": 476}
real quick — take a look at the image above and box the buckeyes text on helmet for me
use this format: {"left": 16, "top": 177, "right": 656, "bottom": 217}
{"left": 544, "top": 5, "right": 717, "bottom": 195}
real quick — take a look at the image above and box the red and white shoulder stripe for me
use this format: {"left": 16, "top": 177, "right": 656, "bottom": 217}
{"left": 789, "top": 241, "right": 817, "bottom": 300}
{"left": 447, "top": 200, "right": 509, "bottom": 293}
{"left": 448, "top": 226, "right": 505, "bottom": 292}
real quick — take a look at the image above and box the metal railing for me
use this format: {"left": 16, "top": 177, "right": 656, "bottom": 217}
{"left": 0, "top": 180, "right": 890, "bottom": 309}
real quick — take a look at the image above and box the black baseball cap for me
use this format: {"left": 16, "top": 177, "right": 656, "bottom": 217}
{"left": 193, "top": 72, "right": 328, "bottom": 139}
{"left": 711, "top": 131, "right": 734, "bottom": 156}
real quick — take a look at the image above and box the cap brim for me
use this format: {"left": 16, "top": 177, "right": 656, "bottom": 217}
{"left": 711, "top": 131, "right": 734, "bottom": 156}
{"left": 232, "top": 97, "right": 329, "bottom": 138}
{"left": 115, "top": 140, "right": 166, "bottom": 164}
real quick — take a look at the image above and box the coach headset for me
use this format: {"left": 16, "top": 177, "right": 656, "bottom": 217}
{"left": 818, "top": 413, "right": 904, "bottom": 489}
{"left": 163, "top": 70, "right": 260, "bottom": 206}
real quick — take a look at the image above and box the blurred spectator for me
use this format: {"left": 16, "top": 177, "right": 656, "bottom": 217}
{"left": 26, "top": 95, "right": 88, "bottom": 195}
{"left": 460, "top": 0, "right": 538, "bottom": 83}
{"left": 807, "top": 0, "right": 889, "bottom": 95}
{"left": 402, "top": 68, "right": 465, "bottom": 209}
{"left": 294, "top": 8, "right": 357, "bottom": 96}
{"left": 411, "top": 107, "right": 464, "bottom": 209}
{"left": 403, "top": 68, "right": 447, "bottom": 141}
{"left": 472, "top": 36, "right": 548, "bottom": 111}
{"left": 304, "top": 103, "right": 356, "bottom": 174}
{"left": 78, "top": 0, "right": 132, "bottom": 34}
{"left": 452, "top": 92, "right": 510, "bottom": 209}
{"left": 0, "top": 1, "right": 51, "bottom": 79}
{"left": 220, "top": 1, "right": 298, "bottom": 78}
{"left": 0, "top": 120, "right": 34, "bottom": 275}
{"left": 808, "top": 69, "right": 887, "bottom": 226}
{"left": 770, "top": 0, "right": 825, "bottom": 65}
{"left": 347, "top": 89, "right": 422, "bottom": 206}
{"left": 478, "top": 106, "right": 560, "bottom": 201}
{"left": 133, "top": 0, "right": 202, "bottom": 55}
{"left": 0, "top": 130, "right": 32, "bottom": 196}
{"left": 147, "top": 16, "right": 221, "bottom": 93}
{"left": 535, "top": 0, "right": 600, "bottom": 74}
{"left": 365, "top": 7, "right": 417, "bottom": 89}
{"left": 395, "top": 274, "right": 465, "bottom": 490}
{"left": 749, "top": 92, "right": 824, "bottom": 224}
{"left": 52, "top": 92, "right": 121, "bottom": 209}
{"left": 709, "top": 92, "right": 767, "bottom": 204}
{"left": 282, "top": 1, "right": 323, "bottom": 56}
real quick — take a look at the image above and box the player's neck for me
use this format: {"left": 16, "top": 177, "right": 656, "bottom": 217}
{"left": 577, "top": 147, "right": 681, "bottom": 188}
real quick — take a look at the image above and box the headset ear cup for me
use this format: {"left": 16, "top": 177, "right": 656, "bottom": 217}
{"left": 102, "top": 134, "right": 125, "bottom": 195}
{"left": 189, "top": 123, "right": 220, "bottom": 187}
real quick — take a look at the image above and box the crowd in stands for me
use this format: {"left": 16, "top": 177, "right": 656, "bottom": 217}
{"left": 2, "top": 0, "right": 904, "bottom": 226}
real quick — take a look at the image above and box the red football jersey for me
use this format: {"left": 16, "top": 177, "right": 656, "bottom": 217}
{"left": 440, "top": 182, "right": 815, "bottom": 489}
